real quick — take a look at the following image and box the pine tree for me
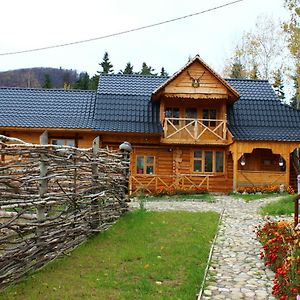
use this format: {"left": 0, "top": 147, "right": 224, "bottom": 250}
{"left": 160, "top": 67, "right": 168, "bottom": 76}
{"left": 140, "top": 62, "right": 156, "bottom": 75}
{"left": 272, "top": 69, "right": 285, "bottom": 101}
{"left": 249, "top": 63, "right": 260, "bottom": 79}
{"left": 99, "top": 52, "right": 113, "bottom": 74}
{"left": 42, "top": 74, "right": 52, "bottom": 88}
{"left": 74, "top": 72, "right": 90, "bottom": 90}
{"left": 122, "top": 62, "right": 134, "bottom": 74}
{"left": 89, "top": 74, "right": 99, "bottom": 90}
{"left": 229, "top": 58, "right": 245, "bottom": 79}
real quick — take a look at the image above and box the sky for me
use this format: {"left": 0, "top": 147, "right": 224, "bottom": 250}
{"left": 0, "top": 0, "right": 289, "bottom": 76}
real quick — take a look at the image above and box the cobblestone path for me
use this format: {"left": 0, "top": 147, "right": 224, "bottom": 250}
{"left": 129, "top": 195, "right": 282, "bottom": 299}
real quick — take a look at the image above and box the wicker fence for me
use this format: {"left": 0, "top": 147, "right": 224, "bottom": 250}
{"left": 0, "top": 134, "right": 129, "bottom": 288}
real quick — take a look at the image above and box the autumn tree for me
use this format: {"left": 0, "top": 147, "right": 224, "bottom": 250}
{"left": 283, "top": 0, "right": 300, "bottom": 108}
{"left": 223, "top": 15, "right": 288, "bottom": 81}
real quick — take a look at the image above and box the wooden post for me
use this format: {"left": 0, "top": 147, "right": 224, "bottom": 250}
{"left": 232, "top": 150, "right": 238, "bottom": 192}
{"left": 91, "top": 136, "right": 100, "bottom": 229}
{"left": 37, "top": 131, "right": 48, "bottom": 234}
{"left": 295, "top": 195, "right": 300, "bottom": 228}
{"left": 92, "top": 136, "right": 100, "bottom": 177}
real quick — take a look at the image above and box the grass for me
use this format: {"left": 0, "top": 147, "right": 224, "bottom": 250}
{"left": 1, "top": 210, "right": 219, "bottom": 300}
{"left": 260, "top": 194, "right": 296, "bottom": 216}
{"left": 230, "top": 192, "right": 285, "bottom": 202}
{"left": 138, "top": 192, "right": 215, "bottom": 203}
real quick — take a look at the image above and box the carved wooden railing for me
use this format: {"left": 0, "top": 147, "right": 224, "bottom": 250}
{"left": 129, "top": 174, "right": 210, "bottom": 194}
{"left": 237, "top": 170, "right": 285, "bottom": 186}
{"left": 162, "top": 117, "right": 227, "bottom": 142}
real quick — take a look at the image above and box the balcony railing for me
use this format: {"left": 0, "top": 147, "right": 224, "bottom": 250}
{"left": 162, "top": 117, "right": 227, "bottom": 143}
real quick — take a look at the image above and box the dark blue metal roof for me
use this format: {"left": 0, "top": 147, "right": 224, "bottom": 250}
{"left": 94, "top": 74, "right": 167, "bottom": 133}
{"left": 1, "top": 75, "right": 300, "bottom": 142}
{"left": 226, "top": 79, "right": 300, "bottom": 141}
{"left": 0, "top": 87, "right": 95, "bottom": 129}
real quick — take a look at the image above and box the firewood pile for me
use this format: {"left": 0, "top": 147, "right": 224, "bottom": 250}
{"left": 0, "top": 135, "right": 129, "bottom": 288}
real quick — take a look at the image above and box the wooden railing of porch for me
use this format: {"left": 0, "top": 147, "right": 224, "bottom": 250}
{"left": 129, "top": 174, "right": 210, "bottom": 195}
{"left": 162, "top": 117, "right": 227, "bottom": 143}
{"left": 237, "top": 170, "right": 286, "bottom": 187}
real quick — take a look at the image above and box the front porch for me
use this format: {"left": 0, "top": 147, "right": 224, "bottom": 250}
{"left": 230, "top": 141, "right": 300, "bottom": 191}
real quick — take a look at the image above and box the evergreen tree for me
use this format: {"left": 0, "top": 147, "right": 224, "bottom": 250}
{"left": 272, "top": 69, "right": 285, "bottom": 101}
{"left": 160, "top": 67, "right": 168, "bottom": 76}
{"left": 122, "top": 62, "right": 134, "bottom": 74}
{"left": 99, "top": 52, "right": 113, "bottom": 74}
{"left": 140, "top": 62, "right": 156, "bottom": 75}
{"left": 249, "top": 63, "right": 260, "bottom": 80}
{"left": 42, "top": 74, "right": 52, "bottom": 88}
{"left": 74, "top": 72, "right": 90, "bottom": 90}
{"left": 229, "top": 58, "right": 245, "bottom": 79}
{"left": 290, "top": 67, "right": 300, "bottom": 108}
{"left": 89, "top": 74, "right": 99, "bottom": 90}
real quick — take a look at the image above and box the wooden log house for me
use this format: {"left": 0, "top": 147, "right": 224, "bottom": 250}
{"left": 1, "top": 55, "right": 300, "bottom": 194}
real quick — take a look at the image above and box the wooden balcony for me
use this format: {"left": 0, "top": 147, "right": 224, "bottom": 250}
{"left": 161, "top": 117, "right": 228, "bottom": 145}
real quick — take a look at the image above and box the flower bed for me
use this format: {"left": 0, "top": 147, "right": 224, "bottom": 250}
{"left": 237, "top": 185, "right": 295, "bottom": 194}
{"left": 256, "top": 220, "right": 300, "bottom": 299}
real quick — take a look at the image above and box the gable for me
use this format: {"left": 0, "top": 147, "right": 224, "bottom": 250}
{"left": 152, "top": 56, "right": 239, "bottom": 102}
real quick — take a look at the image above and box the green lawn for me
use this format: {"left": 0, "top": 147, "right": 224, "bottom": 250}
{"left": 138, "top": 192, "right": 215, "bottom": 203}
{"left": 230, "top": 192, "right": 284, "bottom": 202}
{"left": 260, "top": 194, "right": 296, "bottom": 216}
{"left": 1, "top": 210, "right": 219, "bottom": 300}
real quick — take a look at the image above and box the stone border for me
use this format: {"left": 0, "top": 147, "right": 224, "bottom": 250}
{"left": 196, "top": 208, "right": 225, "bottom": 300}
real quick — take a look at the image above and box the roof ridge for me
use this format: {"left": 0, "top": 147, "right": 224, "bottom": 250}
{"left": 100, "top": 73, "right": 169, "bottom": 78}
{"left": 0, "top": 86, "right": 96, "bottom": 93}
{"left": 225, "top": 78, "right": 269, "bottom": 82}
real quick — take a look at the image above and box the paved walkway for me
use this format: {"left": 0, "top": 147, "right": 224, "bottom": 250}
{"left": 129, "top": 195, "right": 283, "bottom": 300}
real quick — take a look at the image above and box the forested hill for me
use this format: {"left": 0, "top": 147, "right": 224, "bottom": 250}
{"left": 0, "top": 67, "right": 79, "bottom": 89}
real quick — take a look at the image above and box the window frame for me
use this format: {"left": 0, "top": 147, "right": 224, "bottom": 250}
{"left": 165, "top": 107, "right": 180, "bottom": 125}
{"left": 192, "top": 150, "right": 225, "bottom": 174}
{"left": 136, "top": 155, "right": 155, "bottom": 175}
{"left": 202, "top": 109, "right": 217, "bottom": 127}
{"left": 50, "top": 138, "right": 76, "bottom": 147}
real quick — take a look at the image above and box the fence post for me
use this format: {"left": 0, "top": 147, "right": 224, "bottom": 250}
{"left": 37, "top": 131, "right": 48, "bottom": 235}
{"left": 90, "top": 136, "right": 100, "bottom": 229}
{"left": 119, "top": 142, "right": 132, "bottom": 199}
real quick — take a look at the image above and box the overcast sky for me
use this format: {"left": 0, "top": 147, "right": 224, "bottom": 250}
{"left": 0, "top": 0, "right": 288, "bottom": 76}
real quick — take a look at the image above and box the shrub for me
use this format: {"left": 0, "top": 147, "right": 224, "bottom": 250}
{"left": 256, "top": 220, "right": 300, "bottom": 299}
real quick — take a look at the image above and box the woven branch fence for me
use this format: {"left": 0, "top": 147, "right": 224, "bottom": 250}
{"left": 0, "top": 134, "right": 129, "bottom": 288}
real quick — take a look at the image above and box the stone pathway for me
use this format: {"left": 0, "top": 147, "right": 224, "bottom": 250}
{"left": 129, "top": 195, "right": 284, "bottom": 300}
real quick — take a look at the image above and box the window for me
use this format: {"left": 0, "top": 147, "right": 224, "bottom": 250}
{"left": 136, "top": 156, "right": 155, "bottom": 175}
{"left": 185, "top": 108, "right": 197, "bottom": 125}
{"left": 204, "top": 151, "right": 213, "bottom": 172}
{"left": 51, "top": 139, "right": 75, "bottom": 147}
{"left": 193, "top": 150, "right": 224, "bottom": 173}
{"left": 203, "top": 109, "right": 217, "bottom": 127}
{"left": 193, "top": 151, "right": 202, "bottom": 172}
{"left": 215, "top": 151, "right": 224, "bottom": 172}
{"left": 165, "top": 107, "right": 180, "bottom": 125}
